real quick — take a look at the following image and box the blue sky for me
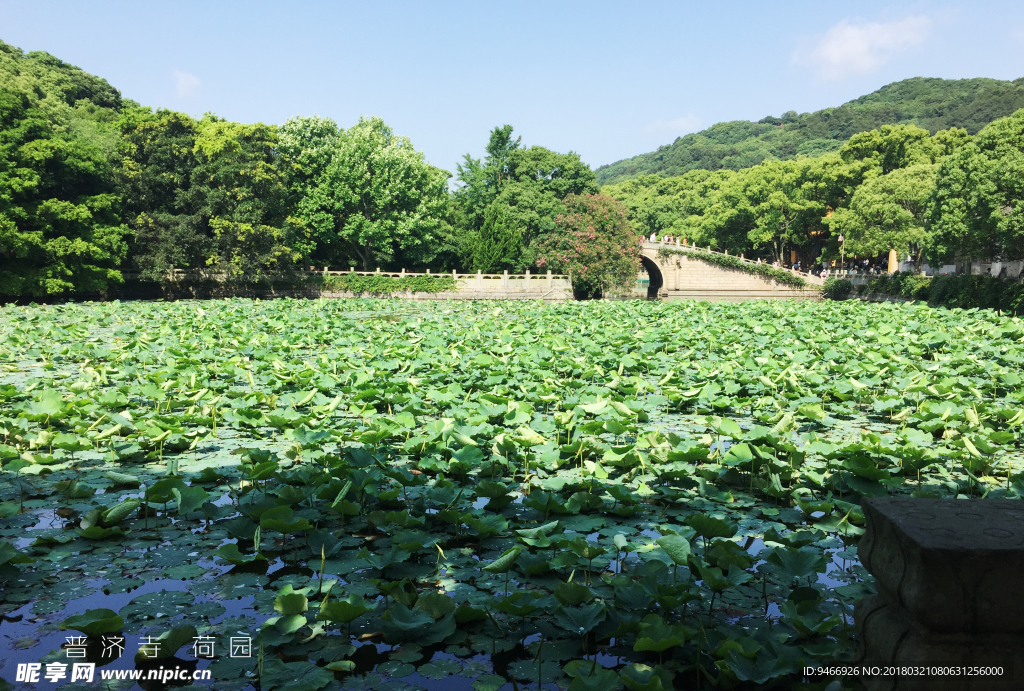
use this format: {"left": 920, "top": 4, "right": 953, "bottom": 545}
{"left": 2, "top": 1, "right": 1023, "bottom": 175}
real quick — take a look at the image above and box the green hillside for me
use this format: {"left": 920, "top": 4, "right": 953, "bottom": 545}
{"left": 596, "top": 76, "right": 1024, "bottom": 185}
{"left": 0, "top": 40, "right": 127, "bottom": 158}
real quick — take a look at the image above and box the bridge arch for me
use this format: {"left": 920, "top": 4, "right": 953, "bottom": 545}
{"left": 639, "top": 255, "right": 664, "bottom": 299}
{"left": 636, "top": 241, "right": 823, "bottom": 301}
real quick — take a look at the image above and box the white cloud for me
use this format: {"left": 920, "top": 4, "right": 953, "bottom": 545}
{"left": 794, "top": 16, "right": 931, "bottom": 80}
{"left": 644, "top": 114, "right": 701, "bottom": 137}
{"left": 172, "top": 70, "right": 201, "bottom": 97}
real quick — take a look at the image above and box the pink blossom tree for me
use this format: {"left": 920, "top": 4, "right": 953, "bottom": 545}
{"left": 534, "top": 194, "right": 641, "bottom": 299}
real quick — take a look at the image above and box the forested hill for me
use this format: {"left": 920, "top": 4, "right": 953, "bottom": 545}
{"left": 0, "top": 40, "right": 127, "bottom": 157}
{"left": 596, "top": 76, "right": 1024, "bottom": 185}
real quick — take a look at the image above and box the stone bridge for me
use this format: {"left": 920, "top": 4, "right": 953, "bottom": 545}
{"left": 637, "top": 240, "right": 825, "bottom": 301}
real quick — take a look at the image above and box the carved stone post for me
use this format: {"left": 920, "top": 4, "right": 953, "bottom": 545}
{"left": 855, "top": 498, "right": 1024, "bottom": 690}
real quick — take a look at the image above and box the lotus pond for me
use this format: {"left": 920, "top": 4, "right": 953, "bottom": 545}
{"left": 1, "top": 298, "right": 1023, "bottom": 691}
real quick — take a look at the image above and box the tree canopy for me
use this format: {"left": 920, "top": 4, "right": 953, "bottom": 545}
{"left": 454, "top": 126, "right": 597, "bottom": 271}
{"left": 3, "top": 35, "right": 1024, "bottom": 298}
{"left": 297, "top": 116, "right": 451, "bottom": 271}
{"left": 0, "top": 88, "right": 127, "bottom": 295}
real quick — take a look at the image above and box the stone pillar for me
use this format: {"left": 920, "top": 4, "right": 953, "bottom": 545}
{"left": 547, "top": 269, "right": 552, "bottom": 289}
{"left": 477, "top": 270, "right": 483, "bottom": 289}
{"left": 855, "top": 498, "right": 1024, "bottom": 691}
{"left": 502, "top": 269, "right": 508, "bottom": 288}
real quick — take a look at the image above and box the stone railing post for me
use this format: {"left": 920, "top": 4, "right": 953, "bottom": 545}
{"left": 547, "top": 269, "right": 552, "bottom": 289}
{"left": 502, "top": 269, "right": 508, "bottom": 288}
{"left": 477, "top": 270, "right": 483, "bottom": 289}
{"left": 855, "top": 498, "right": 1024, "bottom": 690}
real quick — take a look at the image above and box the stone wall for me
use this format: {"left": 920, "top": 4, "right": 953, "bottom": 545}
{"left": 13, "top": 255, "right": 825, "bottom": 305}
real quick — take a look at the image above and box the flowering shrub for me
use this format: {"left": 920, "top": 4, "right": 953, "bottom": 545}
{"left": 534, "top": 194, "right": 641, "bottom": 299}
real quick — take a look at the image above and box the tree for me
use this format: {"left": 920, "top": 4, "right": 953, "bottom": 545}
{"left": 454, "top": 124, "right": 520, "bottom": 231}
{"left": 502, "top": 146, "right": 598, "bottom": 259}
{"left": 840, "top": 124, "right": 936, "bottom": 175}
{"left": 596, "top": 75, "right": 1022, "bottom": 185}
{"left": 277, "top": 116, "right": 340, "bottom": 259}
{"left": 929, "top": 110, "right": 1024, "bottom": 263}
{"left": 298, "top": 116, "right": 451, "bottom": 270}
{"left": 827, "top": 164, "right": 937, "bottom": 270}
{"left": 701, "top": 159, "right": 821, "bottom": 262}
{"left": 192, "top": 116, "right": 294, "bottom": 280}
{"left": 470, "top": 203, "right": 521, "bottom": 272}
{"left": 277, "top": 115, "right": 340, "bottom": 196}
{"left": 455, "top": 127, "right": 597, "bottom": 271}
{"left": 116, "top": 110, "right": 295, "bottom": 282}
{"left": 534, "top": 194, "right": 640, "bottom": 299}
{"left": 0, "top": 88, "right": 128, "bottom": 296}
{"left": 602, "top": 170, "right": 734, "bottom": 244}
{"left": 115, "top": 108, "right": 205, "bottom": 279}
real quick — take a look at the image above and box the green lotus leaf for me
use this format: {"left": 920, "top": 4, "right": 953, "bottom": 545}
{"left": 317, "top": 593, "right": 371, "bottom": 623}
{"left": 684, "top": 514, "right": 738, "bottom": 540}
{"left": 634, "top": 618, "right": 693, "bottom": 653}
{"left": 274, "top": 585, "right": 309, "bottom": 616}
{"left": 482, "top": 546, "right": 521, "bottom": 573}
{"left": 766, "top": 547, "right": 829, "bottom": 582}
{"left": 620, "top": 663, "right": 674, "bottom": 691}
{"left": 102, "top": 498, "right": 140, "bottom": 525}
{"left": 172, "top": 486, "right": 209, "bottom": 515}
{"left": 553, "top": 602, "right": 606, "bottom": 635}
{"left": 259, "top": 658, "right": 333, "bottom": 691}
{"left": 415, "top": 591, "right": 456, "bottom": 619}
{"left": 135, "top": 624, "right": 197, "bottom": 660}
{"left": 655, "top": 534, "right": 691, "bottom": 565}
{"left": 61, "top": 608, "right": 124, "bottom": 636}
{"left": 213, "top": 543, "right": 267, "bottom": 565}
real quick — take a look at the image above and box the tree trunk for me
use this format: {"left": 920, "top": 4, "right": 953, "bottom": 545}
{"left": 352, "top": 243, "right": 373, "bottom": 271}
